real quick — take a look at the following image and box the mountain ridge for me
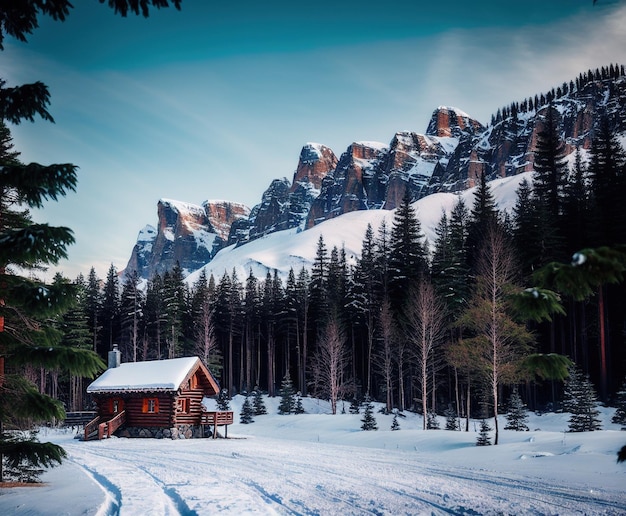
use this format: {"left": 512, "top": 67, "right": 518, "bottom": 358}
{"left": 122, "top": 65, "right": 626, "bottom": 281}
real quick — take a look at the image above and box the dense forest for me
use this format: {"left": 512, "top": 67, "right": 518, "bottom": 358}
{"left": 36, "top": 98, "right": 625, "bottom": 432}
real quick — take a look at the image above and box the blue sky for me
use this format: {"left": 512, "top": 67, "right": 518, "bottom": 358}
{"left": 4, "top": 0, "right": 626, "bottom": 280}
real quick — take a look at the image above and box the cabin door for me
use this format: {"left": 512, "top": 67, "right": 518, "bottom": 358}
{"left": 111, "top": 398, "right": 125, "bottom": 414}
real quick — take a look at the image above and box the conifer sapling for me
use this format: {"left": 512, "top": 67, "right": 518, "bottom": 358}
{"left": 504, "top": 388, "right": 529, "bottom": 431}
{"left": 239, "top": 395, "right": 255, "bottom": 424}
{"left": 391, "top": 412, "right": 400, "bottom": 431}
{"left": 611, "top": 380, "right": 626, "bottom": 428}
{"left": 476, "top": 419, "right": 492, "bottom": 446}
{"left": 253, "top": 389, "right": 267, "bottom": 416}
{"left": 278, "top": 372, "right": 296, "bottom": 415}
{"left": 562, "top": 365, "right": 602, "bottom": 432}
{"left": 360, "top": 394, "right": 378, "bottom": 431}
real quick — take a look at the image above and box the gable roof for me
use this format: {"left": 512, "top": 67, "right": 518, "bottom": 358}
{"left": 86, "top": 356, "right": 219, "bottom": 394}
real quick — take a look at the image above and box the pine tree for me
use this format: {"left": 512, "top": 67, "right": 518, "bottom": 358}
{"left": 426, "top": 410, "right": 440, "bottom": 430}
{"left": 84, "top": 267, "right": 102, "bottom": 354}
{"left": 216, "top": 388, "right": 231, "bottom": 411}
{"left": 0, "top": 117, "right": 103, "bottom": 482}
{"left": 504, "top": 388, "right": 529, "bottom": 431}
{"left": 162, "top": 263, "right": 187, "bottom": 359}
{"left": 588, "top": 116, "right": 626, "bottom": 246}
{"left": 119, "top": 270, "right": 144, "bottom": 363}
{"left": 55, "top": 274, "right": 93, "bottom": 412}
{"left": 239, "top": 395, "right": 255, "bottom": 424}
{"left": 215, "top": 270, "right": 243, "bottom": 395}
{"left": 294, "top": 392, "right": 305, "bottom": 414}
{"left": 100, "top": 263, "right": 121, "bottom": 356}
{"left": 360, "top": 394, "right": 378, "bottom": 431}
{"left": 278, "top": 372, "right": 296, "bottom": 414}
{"left": 444, "top": 405, "right": 459, "bottom": 431}
{"left": 309, "top": 234, "right": 330, "bottom": 330}
{"left": 561, "top": 147, "right": 591, "bottom": 255}
{"left": 513, "top": 178, "right": 545, "bottom": 278}
{"left": 476, "top": 420, "right": 492, "bottom": 446}
{"left": 351, "top": 223, "right": 384, "bottom": 396}
{"left": 252, "top": 389, "right": 267, "bottom": 416}
{"left": 391, "top": 413, "right": 400, "bottom": 431}
{"left": 389, "top": 190, "right": 427, "bottom": 312}
{"left": 612, "top": 380, "right": 626, "bottom": 427}
{"left": 0, "top": 4, "right": 177, "bottom": 481}
{"left": 531, "top": 103, "right": 567, "bottom": 262}
{"left": 466, "top": 172, "right": 500, "bottom": 272}
{"left": 349, "top": 396, "right": 361, "bottom": 414}
{"left": 431, "top": 203, "right": 471, "bottom": 317}
{"left": 144, "top": 273, "right": 167, "bottom": 360}
{"left": 563, "top": 365, "right": 602, "bottom": 432}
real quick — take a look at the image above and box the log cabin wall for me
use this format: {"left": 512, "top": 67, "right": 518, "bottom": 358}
{"left": 173, "top": 386, "right": 205, "bottom": 426}
{"left": 127, "top": 393, "right": 173, "bottom": 428}
{"left": 95, "top": 393, "right": 175, "bottom": 428}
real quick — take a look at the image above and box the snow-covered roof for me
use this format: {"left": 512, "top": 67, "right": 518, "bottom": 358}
{"left": 87, "top": 357, "right": 204, "bottom": 393}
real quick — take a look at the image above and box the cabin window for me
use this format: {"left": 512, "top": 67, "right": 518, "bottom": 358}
{"left": 191, "top": 374, "right": 198, "bottom": 389}
{"left": 142, "top": 397, "right": 159, "bottom": 413}
{"left": 177, "top": 398, "right": 190, "bottom": 413}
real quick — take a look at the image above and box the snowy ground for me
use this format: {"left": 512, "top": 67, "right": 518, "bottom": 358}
{"left": 1, "top": 396, "right": 625, "bottom": 515}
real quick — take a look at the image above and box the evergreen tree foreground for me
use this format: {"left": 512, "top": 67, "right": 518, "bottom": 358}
{"left": 278, "top": 372, "right": 296, "bottom": 415}
{"left": 253, "top": 389, "right": 267, "bottom": 416}
{"left": 0, "top": 0, "right": 182, "bottom": 484}
{"left": 504, "top": 389, "right": 530, "bottom": 431}
{"left": 239, "top": 395, "right": 255, "bottom": 424}
{"left": 563, "top": 365, "right": 602, "bottom": 433}
{"left": 360, "top": 395, "right": 378, "bottom": 431}
{"left": 476, "top": 420, "right": 492, "bottom": 446}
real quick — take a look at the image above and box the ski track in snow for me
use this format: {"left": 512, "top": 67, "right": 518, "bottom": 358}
{"left": 60, "top": 437, "right": 625, "bottom": 516}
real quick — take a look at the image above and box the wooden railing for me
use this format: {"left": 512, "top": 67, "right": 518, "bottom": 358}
{"left": 201, "top": 410, "right": 234, "bottom": 439}
{"left": 83, "top": 411, "right": 126, "bottom": 441}
{"left": 201, "top": 411, "right": 234, "bottom": 426}
{"left": 107, "top": 410, "right": 126, "bottom": 436}
{"left": 84, "top": 416, "right": 101, "bottom": 441}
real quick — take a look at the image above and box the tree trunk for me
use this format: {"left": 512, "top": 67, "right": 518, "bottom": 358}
{"left": 598, "top": 286, "right": 607, "bottom": 402}
{"left": 454, "top": 366, "right": 461, "bottom": 421}
{"left": 465, "top": 378, "right": 471, "bottom": 432}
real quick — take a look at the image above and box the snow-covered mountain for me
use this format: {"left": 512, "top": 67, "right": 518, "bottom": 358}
{"left": 124, "top": 198, "right": 249, "bottom": 278}
{"left": 185, "top": 172, "right": 529, "bottom": 285}
{"left": 123, "top": 68, "right": 626, "bottom": 281}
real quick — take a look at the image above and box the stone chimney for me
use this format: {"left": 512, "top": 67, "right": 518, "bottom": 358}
{"left": 108, "top": 344, "right": 121, "bottom": 369}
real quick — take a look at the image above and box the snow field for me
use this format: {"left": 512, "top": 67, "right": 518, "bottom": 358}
{"left": 1, "top": 396, "right": 625, "bottom": 515}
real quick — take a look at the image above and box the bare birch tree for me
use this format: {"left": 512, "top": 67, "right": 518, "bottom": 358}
{"left": 309, "top": 316, "right": 352, "bottom": 414}
{"left": 195, "top": 292, "right": 217, "bottom": 369}
{"left": 375, "top": 297, "right": 396, "bottom": 413}
{"left": 404, "top": 280, "right": 447, "bottom": 429}
{"left": 459, "top": 225, "right": 533, "bottom": 444}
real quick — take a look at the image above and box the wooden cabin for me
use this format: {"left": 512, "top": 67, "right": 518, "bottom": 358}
{"left": 84, "top": 351, "right": 233, "bottom": 440}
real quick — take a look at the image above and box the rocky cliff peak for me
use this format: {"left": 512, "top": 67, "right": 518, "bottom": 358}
{"left": 123, "top": 198, "right": 249, "bottom": 280}
{"left": 426, "top": 106, "right": 484, "bottom": 138}
{"left": 305, "top": 141, "right": 388, "bottom": 228}
{"left": 292, "top": 142, "right": 338, "bottom": 192}
{"left": 203, "top": 200, "right": 250, "bottom": 241}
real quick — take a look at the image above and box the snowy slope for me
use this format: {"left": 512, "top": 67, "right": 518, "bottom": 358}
{"left": 2, "top": 398, "right": 625, "bottom": 515}
{"left": 186, "top": 172, "right": 530, "bottom": 285}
